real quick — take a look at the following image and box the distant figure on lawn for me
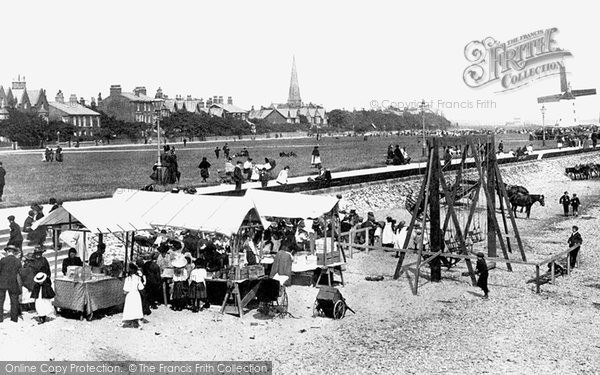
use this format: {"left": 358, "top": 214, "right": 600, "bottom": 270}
{"left": 198, "top": 157, "right": 211, "bottom": 182}
{"left": 559, "top": 191, "right": 570, "bottom": 216}
{"left": 233, "top": 161, "right": 244, "bottom": 191}
{"left": 567, "top": 226, "right": 582, "bottom": 268}
{"left": 55, "top": 145, "right": 63, "bottom": 162}
{"left": 570, "top": 193, "right": 581, "bottom": 216}
{"left": 498, "top": 140, "right": 504, "bottom": 153}
{"left": 311, "top": 146, "right": 321, "bottom": 168}
{"left": 214, "top": 146, "right": 220, "bottom": 159}
{"left": 475, "top": 252, "right": 489, "bottom": 299}
{"left": 0, "top": 161, "right": 5, "bottom": 202}
{"left": 222, "top": 143, "right": 230, "bottom": 159}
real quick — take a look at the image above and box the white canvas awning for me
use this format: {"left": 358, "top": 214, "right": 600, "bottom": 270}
{"left": 244, "top": 189, "right": 339, "bottom": 220}
{"left": 112, "top": 189, "right": 262, "bottom": 236}
{"left": 35, "top": 197, "right": 153, "bottom": 234}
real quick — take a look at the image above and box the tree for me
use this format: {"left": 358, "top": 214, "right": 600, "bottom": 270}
{"left": 0, "top": 108, "right": 46, "bottom": 147}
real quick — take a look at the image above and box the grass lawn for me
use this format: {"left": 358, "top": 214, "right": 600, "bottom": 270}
{"left": 0, "top": 133, "right": 545, "bottom": 207}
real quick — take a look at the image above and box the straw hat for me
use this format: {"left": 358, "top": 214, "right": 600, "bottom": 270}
{"left": 172, "top": 256, "right": 187, "bottom": 268}
{"left": 34, "top": 272, "right": 47, "bottom": 284}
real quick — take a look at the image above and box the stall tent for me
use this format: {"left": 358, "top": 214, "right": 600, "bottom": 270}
{"left": 112, "top": 189, "right": 262, "bottom": 236}
{"left": 244, "top": 189, "right": 339, "bottom": 220}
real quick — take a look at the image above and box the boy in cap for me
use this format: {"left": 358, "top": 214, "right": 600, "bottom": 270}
{"left": 475, "top": 252, "right": 489, "bottom": 298}
{"left": 570, "top": 193, "right": 581, "bottom": 216}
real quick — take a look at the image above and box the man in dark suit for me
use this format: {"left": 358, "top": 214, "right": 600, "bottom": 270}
{"left": 232, "top": 161, "right": 244, "bottom": 191}
{"left": 0, "top": 162, "right": 5, "bottom": 202}
{"left": 567, "top": 226, "right": 582, "bottom": 268}
{"left": 0, "top": 245, "right": 22, "bottom": 322}
{"left": 6, "top": 215, "right": 22, "bottom": 250}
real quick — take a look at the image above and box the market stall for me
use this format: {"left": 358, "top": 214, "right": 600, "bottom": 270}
{"left": 244, "top": 189, "right": 345, "bottom": 285}
{"left": 35, "top": 197, "right": 153, "bottom": 319}
{"left": 113, "top": 189, "right": 265, "bottom": 316}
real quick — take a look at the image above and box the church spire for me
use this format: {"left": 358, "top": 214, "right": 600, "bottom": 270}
{"left": 287, "top": 56, "right": 302, "bottom": 107}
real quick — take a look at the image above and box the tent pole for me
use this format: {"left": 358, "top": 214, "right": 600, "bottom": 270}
{"left": 53, "top": 228, "right": 58, "bottom": 283}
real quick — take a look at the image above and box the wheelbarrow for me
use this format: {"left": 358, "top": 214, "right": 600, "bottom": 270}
{"left": 312, "top": 286, "right": 355, "bottom": 320}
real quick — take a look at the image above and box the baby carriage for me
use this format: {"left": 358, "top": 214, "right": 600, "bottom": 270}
{"left": 256, "top": 277, "right": 289, "bottom": 318}
{"left": 218, "top": 170, "right": 234, "bottom": 184}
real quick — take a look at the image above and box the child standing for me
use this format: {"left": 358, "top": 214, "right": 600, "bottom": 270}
{"left": 122, "top": 263, "right": 144, "bottom": 328}
{"left": 570, "top": 193, "right": 581, "bottom": 216}
{"left": 188, "top": 258, "right": 208, "bottom": 312}
{"left": 32, "top": 272, "right": 55, "bottom": 324}
{"left": 171, "top": 257, "right": 189, "bottom": 311}
{"left": 475, "top": 252, "right": 489, "bottom": 299}
{"left": 259, "top": 167, "right": 269, "bottom": 188}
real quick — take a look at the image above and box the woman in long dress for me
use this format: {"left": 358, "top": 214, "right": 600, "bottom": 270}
{"left": 122, "top": 263, "right": 144, "bottom": 328}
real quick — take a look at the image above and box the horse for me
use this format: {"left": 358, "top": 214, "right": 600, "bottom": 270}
{"left": 510, "top": 194, "right": 545, "bottom": 218}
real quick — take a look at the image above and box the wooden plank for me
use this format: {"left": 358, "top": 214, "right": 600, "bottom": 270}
{"left": 536, "top": 265, "right": 540, "bottom": 294}
{"left": 429, "top": 139, "right": 442, "bottom": 283}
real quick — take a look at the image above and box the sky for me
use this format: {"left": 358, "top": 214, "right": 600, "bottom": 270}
{"left": 2, "top": 0, "right": 599, "bottom": 126}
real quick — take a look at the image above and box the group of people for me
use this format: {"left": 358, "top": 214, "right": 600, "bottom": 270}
{"left": 0, "top": 245, "right": 56, "bottom": 324}
{"left": 6, "top": 201, "right": 55, "bottom": 251}
{"left": 42, "top": 146, "right": 63, "bottom": 163}
{"left": 559, "top": 191, "right": 581, "bottom": 217}
{"left": 150, "top": 145, "right": 180, "bottom": 185}
{"left": 386, "top": 145, "right": 410, "bottom": 165}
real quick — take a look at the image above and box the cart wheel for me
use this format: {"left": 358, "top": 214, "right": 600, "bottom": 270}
{"left": 312, "top": 300, "right": 320, "bottom": 317}
{"left": 278, "top": 289, "right": 288, "bottom": 314}
{"left": 333, "top": 300, "right": 346, "bottom": 320}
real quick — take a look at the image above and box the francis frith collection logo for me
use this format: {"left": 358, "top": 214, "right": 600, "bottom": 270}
{"left": 463, "top": 28, "right": 572, "bottom": 92}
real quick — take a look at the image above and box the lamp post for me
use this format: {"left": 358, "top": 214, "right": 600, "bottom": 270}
{"left": 420, "top": 99, "right": 427, "bottom": 156}
{"left": 154, "top": 109, "right": 163, "bottom": 184}
{"left": 541, "top": 105, "right": 546, "bottom": 147}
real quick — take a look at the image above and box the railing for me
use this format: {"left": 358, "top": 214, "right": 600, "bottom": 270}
{"left": 337, "top": 230, "right": 581, "bottom": 294}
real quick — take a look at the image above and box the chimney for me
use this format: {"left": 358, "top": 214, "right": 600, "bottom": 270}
{"left": 219, "top": 96, "right": 223, "bottom": 104}
{"left": 110, "top": 85, "right": 122, "bottom": 97}
{"left": 98, "top": 92, "right": 103, "bottom": 104}
{"left": 199, "top": 99, "right": 204, "bottom": 108}
{"left": 133, "top": 87, "right": 147, "bottom": 97}
{"left": 55, "top": 90, "right": 64, "bottom": 103}
{"left": 207, "top": 98, "right": 213, "bottom": 106}
{"left": 90, "top": 97, "right": 96, "bottom": 108}
{"left": 213, "top": 96, "right": 218, "bottom": 104}
{"left": 187, "top": 95, "right": 192, "bottom": 100}
{"left": 79, "top": 97, "right": 86, "bottom": 106}
{"left": 227, "top": 96, "right": 233, "bottom": 105}
{"left": 69, "top": 94, "right": 78, "bottom": 104}
{"left": 155, "top": 87, "right": 163, "bottom": 99}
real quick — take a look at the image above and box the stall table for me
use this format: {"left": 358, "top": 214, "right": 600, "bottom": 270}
{"left": 54, "top": 276, "right": 125, "bottom": 319}
{"left": 206, "top": 278, "right": 266, "bottom": 318}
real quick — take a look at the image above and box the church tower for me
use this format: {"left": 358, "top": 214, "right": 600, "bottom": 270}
{"left": 287, "top": 56, "right": 302, "bottom": 107}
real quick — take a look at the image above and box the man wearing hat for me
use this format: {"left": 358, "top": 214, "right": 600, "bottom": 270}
{"left": 6, "top": 216, "right": 22, "bottom": 251}
{"left": 474, "top": 252, "right": 489, "bottom": 299}
{"left": 232, "top": 161, "right": 244, "bottom": 191}
{"left": 559, "top": 191, "right": 571, "bottom": 217}
{"left": 0, "top": 245, "right": 22, "bottom": 322}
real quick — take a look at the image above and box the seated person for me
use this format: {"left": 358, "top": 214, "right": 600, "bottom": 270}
{"left": 224, "top": 159, "right": 235, "bottom": 174}
{"left": 401, "top": 147, "right": 411, "bottom": 164}
{"left": 269, "top": 243, "right": 293, "bottom": 286}
{"left": 88, "top": 243, "right": 106, "bottom": 268}
{"left": 62, "top": 248, "right": 83, "bottom": 275}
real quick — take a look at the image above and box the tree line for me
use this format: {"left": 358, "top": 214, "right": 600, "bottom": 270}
{"left": 0, "top": 107, "right": 452, "bottom": 147}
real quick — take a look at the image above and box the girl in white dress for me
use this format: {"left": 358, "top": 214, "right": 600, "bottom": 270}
{"left": 122, "top": 263, "right": 144, "bottom": 328}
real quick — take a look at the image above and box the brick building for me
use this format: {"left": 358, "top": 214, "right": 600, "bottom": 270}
{"left": 98, "top": 85, "right": 162, "bottom": 124}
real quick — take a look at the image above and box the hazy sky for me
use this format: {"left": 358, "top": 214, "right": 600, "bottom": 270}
{"left": 2, "top": 0, "right": 598, "bottom": 125}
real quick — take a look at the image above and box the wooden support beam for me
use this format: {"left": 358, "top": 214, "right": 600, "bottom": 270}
{"left": 394, "top": 160, "right": 430, "bottom": 279}
{"left": 414, "top": 152, "right": 435, "bottom": 294}
{"left": 536, "top": 265, "right": 540, "bottom": 294}
{"left": 494, "top": 166, "right": 527, "bottom": 261}
{"left": 469, "top": 139, "right": 512, "bottom": 272}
